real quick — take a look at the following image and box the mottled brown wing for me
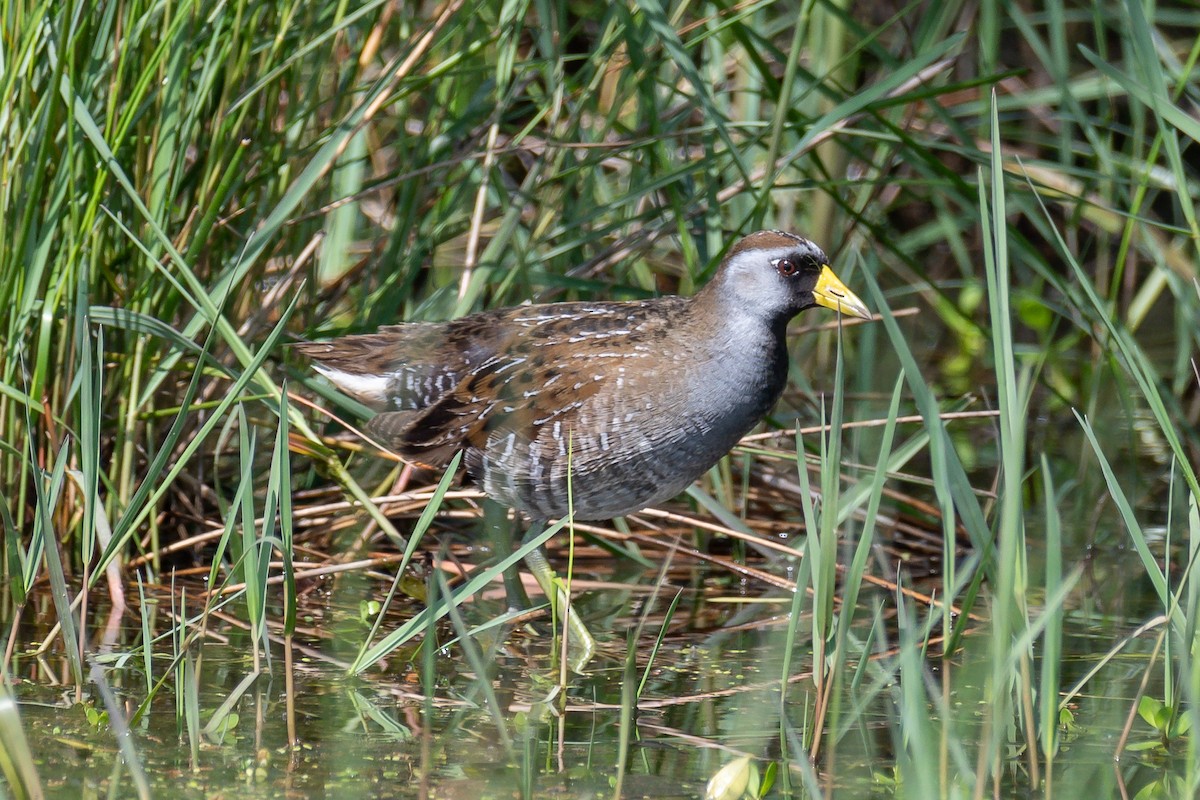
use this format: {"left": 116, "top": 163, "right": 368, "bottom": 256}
{"left": 389, "top": 346, "right": 606, "bottom": 467}
{"left": 307, "top": 299, "right": 680, "bottom": 468}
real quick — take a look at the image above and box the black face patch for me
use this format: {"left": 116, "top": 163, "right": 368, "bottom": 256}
{"left": 796, "top": 250, "right": 825, "bottom": 273}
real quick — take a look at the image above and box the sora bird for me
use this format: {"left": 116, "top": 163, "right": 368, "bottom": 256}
{"left": 298, "top": 230, "right": 870, "bottom": 661}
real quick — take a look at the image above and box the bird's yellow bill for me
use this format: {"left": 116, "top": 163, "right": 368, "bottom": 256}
{"left": 813, "top": 265, "right": 871, "bottom": 320}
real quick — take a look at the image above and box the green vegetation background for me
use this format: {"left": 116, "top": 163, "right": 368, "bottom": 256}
{"left": 2, "top": 0, "right": 1200, "bottom": 797}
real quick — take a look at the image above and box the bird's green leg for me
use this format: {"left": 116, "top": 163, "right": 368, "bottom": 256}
{"left": 483, "top": 499, "right": 528, "bottom": 611}
{"left": 521, "top": 520, "right": 596, "bottom": 669}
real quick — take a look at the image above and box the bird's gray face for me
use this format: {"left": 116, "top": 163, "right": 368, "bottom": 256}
{"left": 718, "top": 232, "right": 870, "bottom": 324}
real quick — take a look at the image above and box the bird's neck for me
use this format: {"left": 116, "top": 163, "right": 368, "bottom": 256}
{"left": 690, "top": 275, "right": 789, "bottom": 345}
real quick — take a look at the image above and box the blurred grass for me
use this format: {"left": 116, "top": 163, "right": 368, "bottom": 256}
{"left": 2, "top": 0, "right": 1200, "bottom": 796}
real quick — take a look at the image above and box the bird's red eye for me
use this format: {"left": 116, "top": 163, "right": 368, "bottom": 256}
{"left": 774, "top": 258, "right": 798, "bottom": 277}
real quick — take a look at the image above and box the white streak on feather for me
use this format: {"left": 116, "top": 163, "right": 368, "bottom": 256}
{"left": 313, "top": 366, "right": 391, "bottom": 404}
